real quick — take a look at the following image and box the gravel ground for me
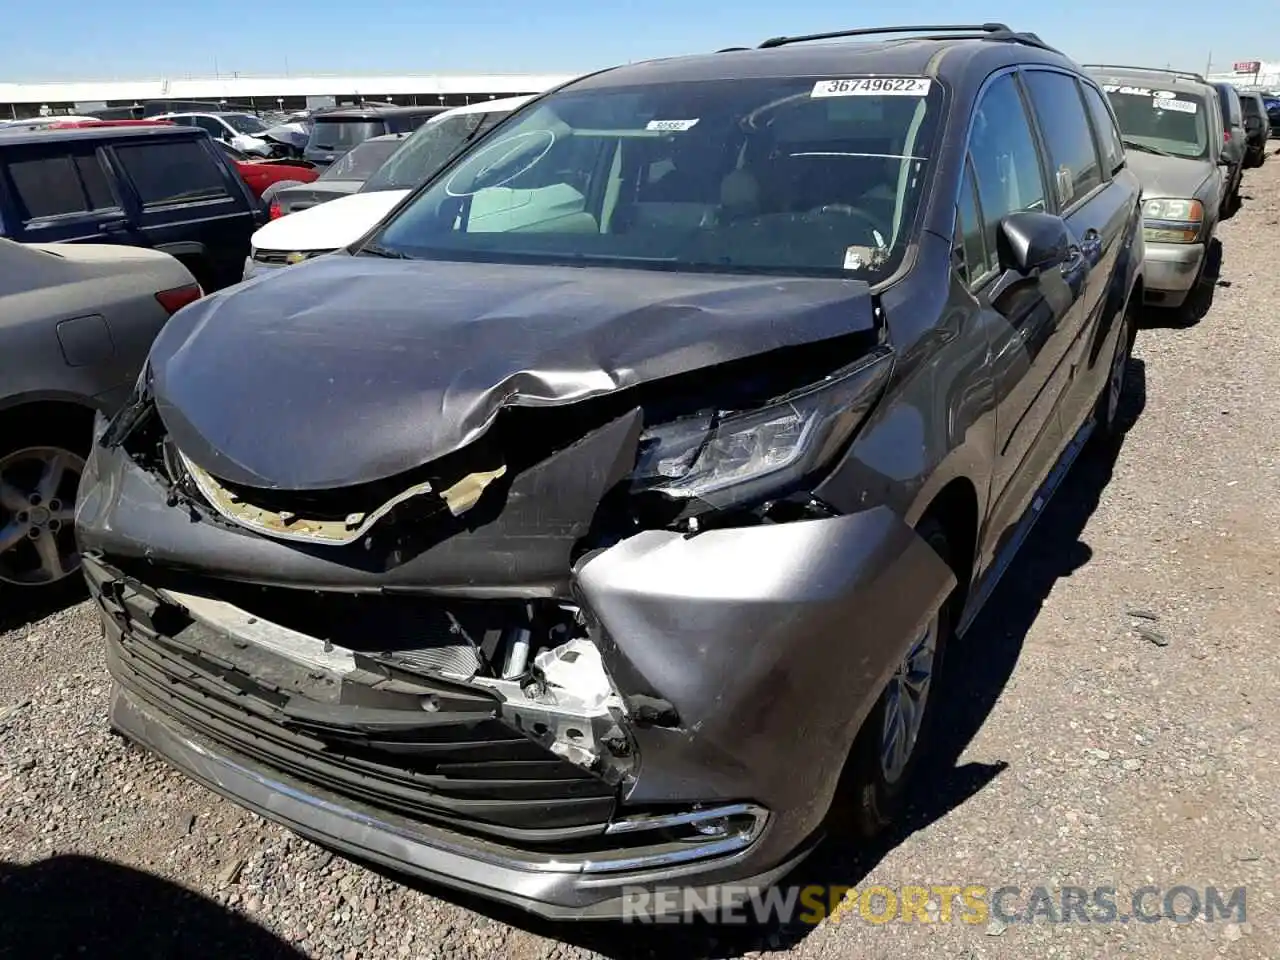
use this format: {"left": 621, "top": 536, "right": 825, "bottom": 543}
{"left": 3, "top": 160, "right": 1279, "bottom": 960}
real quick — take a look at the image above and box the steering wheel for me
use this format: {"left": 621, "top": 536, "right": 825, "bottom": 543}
{"left": 806, "top": 203, "right": 886, "bottom": 240}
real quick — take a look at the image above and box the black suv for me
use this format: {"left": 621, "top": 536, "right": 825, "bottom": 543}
{"left": 303, "top": 105, "right": 447, "bottom": 166}
{"left": 0, "top": 125, "right": 262, "bottom": 290}
{"left": 80, "top": 24, "right": 1142, "bottom": 919}
{"left": 1239, "top": 91, "right": 1271, "bottom": 167}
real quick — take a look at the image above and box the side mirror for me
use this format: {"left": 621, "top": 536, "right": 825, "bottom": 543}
{"left": 996, "top": 210, "right": 1072, "bottom": 275}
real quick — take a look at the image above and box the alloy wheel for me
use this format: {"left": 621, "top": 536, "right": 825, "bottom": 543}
{"left": 0, "top": 446, "right": 85, "bottom": 587}
{"left": 879, "top": 614, "right": 938, "bottom": 784}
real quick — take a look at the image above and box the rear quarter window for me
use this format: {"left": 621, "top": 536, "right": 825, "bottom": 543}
{"left": 3, "top": 148, "right": 119, "bottom": 222}
{"left": 113, "top": 139, "right": 231, "bottom": 206}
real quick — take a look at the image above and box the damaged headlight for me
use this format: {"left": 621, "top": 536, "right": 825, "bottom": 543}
{"left": 632, "top": 347, "right": 893, "bottom": 509}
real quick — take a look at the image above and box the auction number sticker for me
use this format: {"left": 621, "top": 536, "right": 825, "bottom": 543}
{"left": 1153, "top": 97, "right": 1197, "bottom": 113}
{"left": 812, "top": 77, "right": 932, "bottom": 97}
{"left": 646, "top": 119, "right": 700, "bottom": 131}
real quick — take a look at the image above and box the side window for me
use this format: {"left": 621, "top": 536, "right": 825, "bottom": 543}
{"left": 954, "top": 157, "right": 993, "bottom": 285}
{"left": 76, "top": 154, "right": 117, "bottom": 209}
{"left": 1081, "top": 83, "right": 1125, "bottom": 174}
{"left": 5, "top": 149, "right": 118, "bottom": 221}
{"left": 114, "top": 141, "right": 230, "bottom": 206}
{"left": 1022, "top": 71, "right": 1103, "bottom": 208}
{"left": 192, "top": 116, "right": 226, "bottom": 140}
{"left": 967, "top": 73, "right": 1047, "bottom": 261}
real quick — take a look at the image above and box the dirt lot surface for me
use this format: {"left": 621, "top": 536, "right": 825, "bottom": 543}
{"left": 2, "top": 160, "right": 1278, "bottom": 960}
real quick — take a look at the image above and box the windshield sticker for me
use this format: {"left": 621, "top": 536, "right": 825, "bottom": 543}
{"left": 812, "top": 77, "right": 932, "bottom": 98}
{"left": 645, "top": 119, "right": 700, "bottom": 132}
{"left": 1103, "top": 84, "right": 1154, "bottom": 96}
{"left": 1154, "top": 97, "right": 1197, "bottom": 114}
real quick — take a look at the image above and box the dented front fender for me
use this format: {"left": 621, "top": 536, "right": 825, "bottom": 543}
{"left": 574, "top": 507, "right": 956, "bottom": 851}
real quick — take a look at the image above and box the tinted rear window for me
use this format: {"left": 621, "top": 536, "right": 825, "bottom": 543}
{"left": 4, "top": 149, "right": 118, "bottom": 221}
{"left": 308, "top": 119, "right": 385, "bottom": 151}
{"left": 114, "top": 140, "right": 231, "bottom": 205}
{"left": 319, "top": 138, "right": 403, "bottom": 180}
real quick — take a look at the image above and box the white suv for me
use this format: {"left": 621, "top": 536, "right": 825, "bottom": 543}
{"left": 154, "top": 112, "right": 274, "bottom": 157}
{"left": 242, "top": 96, "right": 533, "bottom": 279}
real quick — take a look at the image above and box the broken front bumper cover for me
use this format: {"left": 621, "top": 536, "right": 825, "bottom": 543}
{"left": 110, "top": 688, "right": 791, "bottom": 919}
{"left": 77, "top": 439, "right": 955, "bottom": 917}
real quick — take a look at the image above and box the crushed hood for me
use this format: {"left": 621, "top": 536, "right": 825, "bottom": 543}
{"left": 149, "top": 254, "right": 876, "bottom": 490}
{"left": 1125, "top": 151, "right": 1216, "bottom": 202}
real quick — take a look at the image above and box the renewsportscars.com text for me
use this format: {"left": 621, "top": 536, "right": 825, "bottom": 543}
{"left": 620, "top": 883, "right": 1247, "bottom": 925}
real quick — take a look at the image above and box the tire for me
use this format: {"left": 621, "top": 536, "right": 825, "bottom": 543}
{"left": 838, "top": 517, "right": 955, "bottom": 839}
{"left": 1091, "top": 292, "right": 1137, "bottom": 450}
{"left": 0, "top": 416, "right": 92, "bottom": 606}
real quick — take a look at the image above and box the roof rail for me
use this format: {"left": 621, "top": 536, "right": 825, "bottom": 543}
{"left": 1081, "top": 64, "right": 1208, "bottom": 84}
{"left": 757, "top": 23, "right": 1056, "bottom": 53}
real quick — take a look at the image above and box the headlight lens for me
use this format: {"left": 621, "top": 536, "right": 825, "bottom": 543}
{"left": 631, "top": 348, "right": 893, "bottom": 510}
{"left": 1142, "top": 198, "right": 1204, "bottom": 243}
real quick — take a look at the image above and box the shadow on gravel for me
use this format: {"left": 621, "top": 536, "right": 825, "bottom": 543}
{"left": 357, "top": 361, "right": 1150, "bottom": 959}
{"left": 0, "top": 854, "right": 304, "bottom": 958}
{"left": 0, "top": 584, "right": 87, "bottom": 636}
{"left": 1137, "top": 237, "right": 1222, "bottom": 331}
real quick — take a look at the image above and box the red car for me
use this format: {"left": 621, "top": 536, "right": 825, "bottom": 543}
{"left": 44, "top": 119, "right": 320, "bottom": 200}
{"left": 213, "top": 141, "right": 320, "bottom": 199}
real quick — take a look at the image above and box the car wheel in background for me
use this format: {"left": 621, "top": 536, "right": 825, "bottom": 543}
{"left": 837, "top": 517, "right": 955, "bottom": 839}
{"left": 0, "top": 421, "right": 89, "bottom": 602}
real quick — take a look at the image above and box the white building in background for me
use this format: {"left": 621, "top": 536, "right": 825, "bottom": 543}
{"left": 1207, "top": 59, "right": 1280, "bottom": 91}
{"left": 0, "top": 73, "right": 578, "bottom": 119}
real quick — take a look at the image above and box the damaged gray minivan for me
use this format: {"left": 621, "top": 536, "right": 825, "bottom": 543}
{"left": 77, "top": 24, "right": 1143, "bottom": 918}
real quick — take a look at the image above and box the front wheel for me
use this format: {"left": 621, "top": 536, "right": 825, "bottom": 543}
{"left": 838, "top": 518, "right": 954, "bottom": 838}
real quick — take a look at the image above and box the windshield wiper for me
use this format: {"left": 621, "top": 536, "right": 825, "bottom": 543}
{"left": 358, "top": 243, "right": 412, "bottom": 260}
{"left": 1121, "top": 138, "right": 1177, "bottom": 158}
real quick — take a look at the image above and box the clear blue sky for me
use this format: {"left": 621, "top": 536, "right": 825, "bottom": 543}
{"left": 4, "top": 0, "right": 1277, "bottom": 81}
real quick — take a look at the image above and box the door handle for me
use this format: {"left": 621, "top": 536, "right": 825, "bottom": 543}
{"left": 1079, "top": 229, "right": 1103, "bottom": 265}
{"left": 97, "top": 219, "right": 129, "bottom": 235}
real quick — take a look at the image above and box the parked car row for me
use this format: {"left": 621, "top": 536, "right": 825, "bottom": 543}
{"left": 246, "top": 96, "right": 532, "bottom": 273}
{"left": 1085, "top": 65, "right": 1263, "bottom": 313}
{"left": 0, "top": 22, "right": 1270, "bottom": 923}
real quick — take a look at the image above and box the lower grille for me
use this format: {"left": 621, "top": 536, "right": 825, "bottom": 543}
{"left": 106, "top": 606, "right": 617, "bottom": 843}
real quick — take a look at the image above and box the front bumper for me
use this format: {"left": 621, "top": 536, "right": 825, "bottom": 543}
{"left": 76, "top": 438, "right": 953, "bottom": 917}
{"left": 1142, "top": 240, "right": 1206, "bottom": 307}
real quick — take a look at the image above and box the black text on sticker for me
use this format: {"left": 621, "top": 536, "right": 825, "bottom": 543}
{"left": 812, "top": 77, "right": 932, "bottom": 97}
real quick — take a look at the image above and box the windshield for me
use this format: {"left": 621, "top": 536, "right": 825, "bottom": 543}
{"left": 309, "top": 119, "right": 385, "bottom": 152}
{"left": 1103, "top": 85, "right": 1209, "bottom": 159}
{"left": 319, "top": 137, "right": 404, "bottom": 180}
{"left": 224, "top": 113, "right": 268, "bottom": 135}
{"left": 361, "top": 111, "right": 511, "bottom": 192}
{"left": 368, "top": 77, "right": 941, "bottom": 279}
